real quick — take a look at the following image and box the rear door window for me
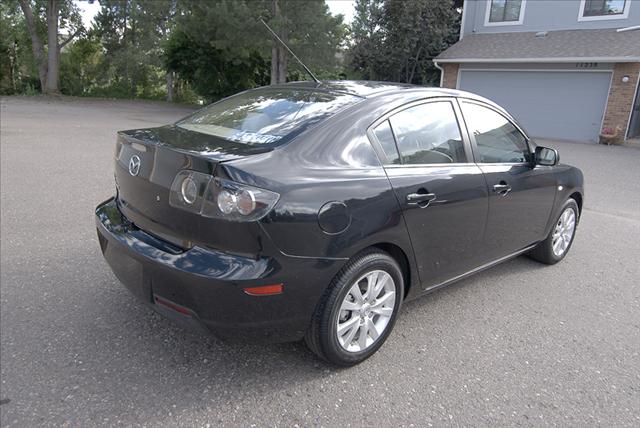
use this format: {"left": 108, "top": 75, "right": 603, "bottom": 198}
{"left": 388, "top": 101, "right": 467, "bottom": 165}
{"left": 372, "top": 120, "right": 401, "bottom": 164}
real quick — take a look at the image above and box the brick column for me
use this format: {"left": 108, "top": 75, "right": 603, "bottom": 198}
{"left": 602, "top": 62, "right": 640, "bottom": 139}
{"left": 441, "top": 63, "right": 460, "bottom": 89}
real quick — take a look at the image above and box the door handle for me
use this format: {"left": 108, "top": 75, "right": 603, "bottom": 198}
{"left": 493, "top": 183, "right": 512, "bottom": 196}
{"left": 407, "top": 192, "right": 437, "bottom": 208}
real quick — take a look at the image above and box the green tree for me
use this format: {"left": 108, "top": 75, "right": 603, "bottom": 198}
{"left": 3, "top": 0, "right": 347, "bottom": 100}
{"left": 93, "top": 0, "right": 176, "bottom": 98}
{"left": 349, "top": 0, "right": 384, "bottom": 80}
{"left": 59, "top": 34, "right": 102, "bottom": 95}
{"left": 165, "top": 27, "right": 270, "bottom": 102}
{"left": 17, "top": 0, "right": 83, "bottom": 93}
{"left": 164, "top": 0, "right": 268, "bottom": 101}
{"left": 349, "top": 0, "right": 460, "bottom": 85}
{"left": 0, "top": 1, "right": 35, "bottom": 94}
{"left": 165, "top": 0, "right": 345, "bottom": 101}
{"left": 267, "top": 0, "right": 346, "bottom": 84}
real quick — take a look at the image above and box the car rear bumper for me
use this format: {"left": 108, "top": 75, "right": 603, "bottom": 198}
{"left": 95, "top": 197, "right": 342, "bottom": 342}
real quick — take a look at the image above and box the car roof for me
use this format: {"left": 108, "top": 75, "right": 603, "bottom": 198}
{"left": 264, "top": 80, "right": 519, "bottom": 134}
{"left": 278, "top": 80, "right": 525, "bottom": 135}
{"left": 274, "top": 80, "right": 480, "bottom": 99}
{"left": 275, "top": 80, "right": 414, "bottom": 97}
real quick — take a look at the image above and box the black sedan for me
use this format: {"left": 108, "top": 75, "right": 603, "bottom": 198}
{"left": 96, "top": 81, "right": 584, "bottom": 366}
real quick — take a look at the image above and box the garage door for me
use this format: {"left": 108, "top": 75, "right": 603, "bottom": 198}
{"left": 458, "top": 70, "right": 611, "bottom": 143}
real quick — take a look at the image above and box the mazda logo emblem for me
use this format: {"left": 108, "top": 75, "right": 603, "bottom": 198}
{"left": 129, "top": 155, "right": 141, "bottom": 176}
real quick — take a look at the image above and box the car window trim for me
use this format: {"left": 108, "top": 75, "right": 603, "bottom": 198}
{"left": 383, "top": 162, "right": 482, "bottom": 169}
{"left": 366, "top": 97, "right": 475, "bottom": 167}
{"left": 456, "top": 97, "right": 531, "bottom": 141}
{"left": 369, "top": 119, "right": 402, "bottom": 165}
{"left": 456, "top": 98, "right": 533, "bottom": 165}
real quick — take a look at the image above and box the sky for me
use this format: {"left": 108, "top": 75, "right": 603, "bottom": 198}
{"left": 326, "top": 0, "right": 356, "bottom": 23}
{"left": 76, "top": 0, "right": 101, "bottom": 27}
{"left": 76, "top": 0, "right": 356, "bottom": 28}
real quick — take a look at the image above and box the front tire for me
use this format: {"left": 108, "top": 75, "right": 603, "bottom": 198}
{"left": 305, "top": 249, "right": 404, "bottom": 366}
{"left": 529, "top": 198, "right": 579, "bottom": 265}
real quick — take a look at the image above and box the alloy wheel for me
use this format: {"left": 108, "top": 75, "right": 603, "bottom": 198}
{"left": 336, "top": 270, "right": 396, "bottom": 353}
{"left": 552, "top": 207, "right": 576, "bottom": 257}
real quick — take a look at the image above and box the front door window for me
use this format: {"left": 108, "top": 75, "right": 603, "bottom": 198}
{"left": 460, "top": 102, "right": 531, "bottom": 164}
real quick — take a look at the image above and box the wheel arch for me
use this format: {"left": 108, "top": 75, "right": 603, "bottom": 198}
{"left": 569, "top": 191, "right": 583, "bottom": 215}
{"left": 369, "top": 242, "right": 414, "bottom": 300}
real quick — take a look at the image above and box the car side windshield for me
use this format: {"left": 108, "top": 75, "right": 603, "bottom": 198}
{"left": 461, "top": 102, "right": 531, "bottom": 163}
{"left": 177, "top": 88, "right": 361, "bottom": 146}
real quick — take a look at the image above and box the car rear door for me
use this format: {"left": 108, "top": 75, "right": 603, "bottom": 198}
{"left": 458, "top": 100, "right": 557, "bottom": 260}
{"left": 368, "top": 98, "right": 489, "bottom": 290}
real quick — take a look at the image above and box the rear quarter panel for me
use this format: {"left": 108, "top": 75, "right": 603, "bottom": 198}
{"left": 222, "top": 94, "right": 426, "bottom": 297}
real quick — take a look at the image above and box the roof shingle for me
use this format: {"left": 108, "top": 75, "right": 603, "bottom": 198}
{"left": 435, "top": 28, "right": 640, "bottom": 62}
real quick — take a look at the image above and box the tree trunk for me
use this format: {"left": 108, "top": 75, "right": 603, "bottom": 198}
{"left": 270, "top": 0, "right": 287, "bottom": 85}
{"left": 18, "top": 0, "right": 48, "bottom": 92}
{"left": 175, "top": 76, "right": 181, "bottom": 100}
{"left": 270, "top": 0, "right": 280, "bottom": 85}
{"left": 9, "top": 42, "right": 17, "bottom": 93}
{"left": 129, "top": 4, "right": 137, "bottom": 97}
{"left": 271, "top": 45, "right": 287, "bottom": 85}
{"left": 166, "top": 72, "right": 174, "bottom": 102}
{"left": 270, "top": 44, "right": 280, "bottom": 85}
{"left": 45, "top": 0, "right": 60, "bottom": 94}
{"left": 408, "top": 45, "right": 423, "bottom": 84}
{"left": 278, "top": 46, "right": 287, "bottom": 83}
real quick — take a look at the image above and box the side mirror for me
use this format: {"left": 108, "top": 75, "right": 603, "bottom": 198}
{"left": 535, "top": 146, "right": 559, "bottom": 166}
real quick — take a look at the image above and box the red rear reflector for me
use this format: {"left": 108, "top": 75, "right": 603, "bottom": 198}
{"left": 243, "top": 284, "right": 284, "bottom": 296}
{"left": 154, "top": 295, "right": 192, "bottom": 316}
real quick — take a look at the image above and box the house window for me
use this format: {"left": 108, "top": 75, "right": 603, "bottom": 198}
{"left": 485, "top": 0, "right": 526, "bottom": 26}
{"left": 583, "top": 0, "right": 626, "bottom": 16}
{"left": 488, "top": 0, "right": 523, "bottom": 23}
{"left": 579, "top": 0, "right": 631, "bottom": 20}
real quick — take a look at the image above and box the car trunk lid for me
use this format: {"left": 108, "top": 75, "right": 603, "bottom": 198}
{"left": 115, "top": 126, "right": 269, "bottom": 253}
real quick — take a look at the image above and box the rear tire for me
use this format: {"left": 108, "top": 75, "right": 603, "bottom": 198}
{"left": 305, "top": 249, "right": 404, "bottom": 366}
{"left": 529, "top": 198, "right": 579, "bottom": 265}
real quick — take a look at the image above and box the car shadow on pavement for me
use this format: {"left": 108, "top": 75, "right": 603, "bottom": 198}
{"left": 1, "top": 249, "right": 559, "bottom": 423}
{"left": 401, "top": 254, "right": 547, "bottom": 311}
{"left": 89, "top": 253, "right": 546, "bottom": 380}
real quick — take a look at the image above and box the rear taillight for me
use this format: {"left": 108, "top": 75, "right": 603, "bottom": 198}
{"left": 202, "top": 177, "right": 279, "bottom": 222}
{"left": 169, "top": 171, "right": 279, "bottom": 222}
{"left": 168, "top": 170, "right": 210, "bottom": 213}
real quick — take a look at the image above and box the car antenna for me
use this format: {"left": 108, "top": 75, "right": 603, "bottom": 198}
{"left": 260, "top": 18, "right": 320, "bottom": 84}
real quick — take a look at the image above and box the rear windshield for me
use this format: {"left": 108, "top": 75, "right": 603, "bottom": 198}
{"left": 177, "top": 87, "right": 361, "bottom": 146}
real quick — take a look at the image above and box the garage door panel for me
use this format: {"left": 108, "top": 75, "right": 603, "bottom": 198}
{"left": 458, "top": 70, "right": 611, "bottom": 142}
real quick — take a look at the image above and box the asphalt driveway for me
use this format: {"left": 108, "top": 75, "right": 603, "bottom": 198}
{"left": 1, "top": 96, "right": 639, "bottom": 427}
